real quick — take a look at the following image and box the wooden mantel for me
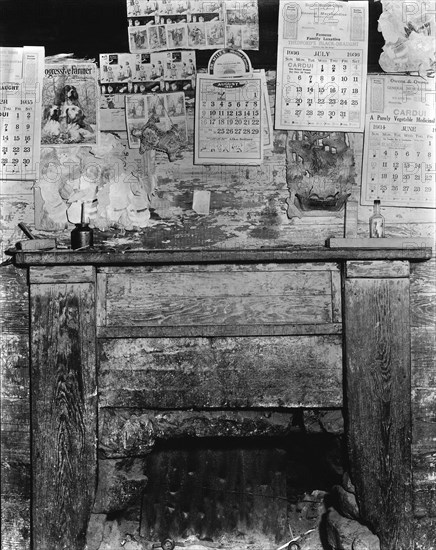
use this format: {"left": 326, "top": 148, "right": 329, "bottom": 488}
{"left": 13, "top": 245, "right": 432, "bottom": 550}
{"left": 13, "top": 245, "right": 433, "bottom": 266}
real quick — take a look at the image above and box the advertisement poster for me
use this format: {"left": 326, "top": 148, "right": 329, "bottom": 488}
{"left": 275, "top": 0, "right": 368, "bottom": 132}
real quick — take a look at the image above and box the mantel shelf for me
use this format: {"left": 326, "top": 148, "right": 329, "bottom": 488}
{"left": 12, "top": 243, "right": 433, "bottom": 267}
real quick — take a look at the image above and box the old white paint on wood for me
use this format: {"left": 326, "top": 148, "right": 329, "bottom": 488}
{"left": 346, "top": 260, "right": 410, "bottom": 278}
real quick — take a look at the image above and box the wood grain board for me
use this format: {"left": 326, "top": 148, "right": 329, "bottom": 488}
{"left": 99, "top": 335, "right": 343, "bottom": 410}
{"left": 99, "top": 266, "right": 338, "bottom": 329}
{"left": 29, "top": 282, "right": 97, "bottom": 550}
{"left": 344, "top": 272, "right": 413, "bottom": 550}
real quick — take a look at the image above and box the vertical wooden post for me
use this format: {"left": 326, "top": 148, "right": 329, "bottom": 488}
{"left": 29, "top": 266, "right": 97, "bottom": 550}
{"left": 344, "top": 260, "right": 413, "bottom": 550}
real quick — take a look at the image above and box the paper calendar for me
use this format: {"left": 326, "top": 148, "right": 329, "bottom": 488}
{"left": 275, "top": 0, "right": 368, "bottom": 132}
{"left": 0, "top": 47, "right": 44, "bottom": 180}
{"left": 194, "top": 73, "right": 263, "bottom": 165}
{"left": 361, "top": 75, "right": 436, "bottom": 208}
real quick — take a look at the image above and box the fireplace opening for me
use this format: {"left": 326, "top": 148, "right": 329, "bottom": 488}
{"left": 89, "top": 412, "right": 353, "bottom": 550}
{"left": 140, "top": 434, "right": 344, "bottom": 543}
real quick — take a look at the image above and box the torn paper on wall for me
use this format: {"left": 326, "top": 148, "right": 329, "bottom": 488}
{"left": 36, "top": 132, "right": 152, "bottom": 230}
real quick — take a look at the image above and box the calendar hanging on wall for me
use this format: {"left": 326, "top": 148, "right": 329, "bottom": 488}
{"left": 361, "top": 74, "right": 436, "bottom": 208}
{"left": 275, "top": 0, "right": 368, "bottom": 132}
{"left": 0, "top": 46, "right": 44, "bottom": 180}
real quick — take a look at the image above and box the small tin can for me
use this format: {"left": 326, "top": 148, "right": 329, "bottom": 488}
{"left": 71, "top": 223, "right": 93, "bottom": 250}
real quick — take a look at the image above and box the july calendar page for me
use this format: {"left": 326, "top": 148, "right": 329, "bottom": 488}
{"left": 0, "top": 47, "right": 44, "bottom": 180}
{"left": 361, "top": 75, "right": 436, "bottom": 208}
{"left": 275, "top": 0, "right": 368, "bottom": 132}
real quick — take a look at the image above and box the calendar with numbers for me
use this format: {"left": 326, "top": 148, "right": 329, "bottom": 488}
{"left": 0, "top": 46, "right": 44, "bottom": 180}
{"left": 275, "top": 0, "right": 368, "bottom": 132}
{"left": 194, "top": 73, "right": 263, "bottom": 165}
{"left": 361, "top": 75, "right": 436, "bottom": 208}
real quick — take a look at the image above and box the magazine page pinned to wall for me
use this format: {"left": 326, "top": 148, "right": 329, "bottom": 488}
{"left": 41, "top": 61, "right": 99, "bottom": 146}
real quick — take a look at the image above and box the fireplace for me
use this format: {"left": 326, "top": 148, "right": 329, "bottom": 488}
{"left": 17, "top": 246, "right": 430, "bottom": 550}
{"left": 93, "top": 413, "right": 345, "bottom": 548}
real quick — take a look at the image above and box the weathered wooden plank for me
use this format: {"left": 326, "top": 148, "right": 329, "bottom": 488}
{"left": 329, "top": 237, "right": 434, "bottom": 249}
{"left": 0, "top": 194, "right": 34, "bottom": 230}
{"left": 412, "top": 388, "right": 436, "bottom": 455}
{"left": 30, "top": 282, "right": 97, "bottom": 550}
{"left": 0, "top": 266, "right": 29, "bottom": 335}
{"left": 331, "top": 270, "right": 342, "bottom": 323}
{"left": 98, "top": 262, "right": 341, "bottom": 274}
{"left": 97, "top": 322, "right": 343, "bottom": 338}
{"left": 29, "top": 265, "right": 95, "bottom": 284}
{"left": 105, "top": 294, "right": 334, "bottom": 327}
{"left": 346, "top": 260, "right": 410, "bottom": 278}
{"left": 410, "top": 258, "right": 436, "bottom": 294}
{"left": 410, "top": 293, "right": 436, "bottom": 328}
{"left": 99, "top": 335, "right": 343, "bottom": 409}
{"left": 106, "top": 269, "right": 332, "bottom": 298}
{"left": 344, "top": 200, "right": 358, "bottom": 238}
{"left": 411, "top": 327, "right": 436, "bottom": 387}
{"left": 12, "top": 246, "right": 432, "bottom": 267}
{"left": 344, "top": 277, "right": 413, "bottom": 550}
{"left": 412, "top": 451, "right": 436, "bottom": 519}
{"left": 98, "top": 409, "right": 302, "bottom": 458}
{"left": 96, "top": 272, "right": 107, "bottom": 328}
{"left": 0, "top": 497, "right": 30, "bottom": 550}
{"left": 410, "top": 258, "right": 436, "bottom": 330}
{"left": 356, "top": 222, "right": 436, "bottom": 241}
{"left": 414, "top": 518, "right": 436, "bottom": 550}
{"left": 357, "top": 204, "right": 436, "bottom": 225}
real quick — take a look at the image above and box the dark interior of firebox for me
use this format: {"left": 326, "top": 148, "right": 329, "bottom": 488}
{"left": 135, "top": 432, "right": 345, "bottom": 543}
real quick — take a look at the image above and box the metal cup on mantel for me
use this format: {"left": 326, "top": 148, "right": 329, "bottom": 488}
{"left": 71, "top": 202, "right": 93, "bottom": 250}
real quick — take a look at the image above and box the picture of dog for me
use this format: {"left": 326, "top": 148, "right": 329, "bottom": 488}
{"left": 41, "top": 63, "right": 97, "bottom": 145}
{"left": 41, "top": 105, "right": 61, "bottom": 138}
{"left": 64, "top": 105, "right": 94, "bottom": 142}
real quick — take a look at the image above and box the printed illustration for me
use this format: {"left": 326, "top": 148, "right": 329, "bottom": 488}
{"left": 41, "top": 63, "right": 98, "bottom": 145}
